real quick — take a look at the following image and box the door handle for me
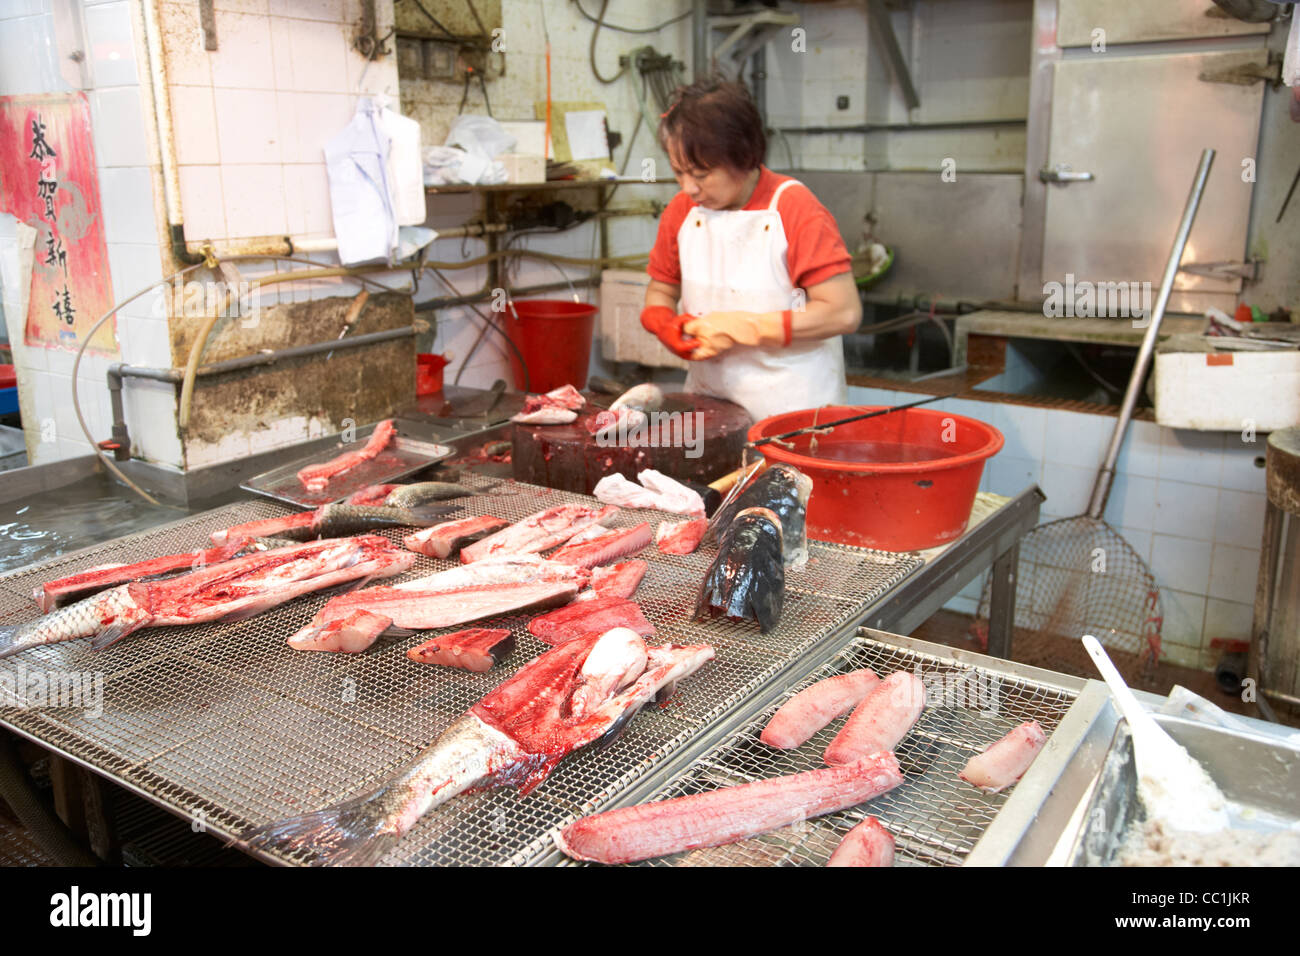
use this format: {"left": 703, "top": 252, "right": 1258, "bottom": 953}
{"left": 1039, "top": 164, "right": 1095, "bottom": 185}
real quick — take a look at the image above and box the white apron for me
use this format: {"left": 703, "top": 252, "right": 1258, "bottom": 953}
{"left": 679, "top": 178, "right": 847, "bottom": 422}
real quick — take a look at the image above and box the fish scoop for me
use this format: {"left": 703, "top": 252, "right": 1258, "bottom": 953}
{"left": 1083, "top": 635, "right": 1229, "bottom": 834}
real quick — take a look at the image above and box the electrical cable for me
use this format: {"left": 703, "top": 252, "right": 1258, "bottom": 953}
{"left": 402, "top": 0, "right": 458, "bottom": 40}
{"left": 573, "top": 0, "right": 692, "bottom": 34}
{"left": 589, "top": 0, "right": 628, "bottom": 84}
{"left": 1064, "top": 341, "right": 1124, "bottom": 396}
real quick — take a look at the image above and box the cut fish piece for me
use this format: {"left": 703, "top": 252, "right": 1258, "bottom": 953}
{"left": 655, "top": 518, "right": 708, "bottom": 555}
{"left": 959, "top": 720, "right": 1047, "bottom": 793}
{"left": 406, "top": 628, "right": 516, "bottom": 672}
{"left": 33, "top": 540, "right": 247, "bottom": 612}
{"left": 289, "top": 579, "right": 581, "bottom": 651}
{"left": 569, "top": 627, "right": 648, "bottom": 718}
{"left": 592, "top": 473, "right": 662, "bottom": 510}
{"left": 297, "top": 419, "right": 396, "bottom": 491}
{"left": 460, "top": 504, "right": 615, "bottom": 564}
{"left": 694, "top": 508, "right": 784, "bottom": 632}
{"left": 390, "top": 554, "right": 588, "bottom": 593}
{"left": 344, "top": 483, "right": 404, "bottom": 506}
{"left": 555, "top": 752, "right": 905, "bottom": 865}
{"left": 403, "top": 515, "right": 509, "bottom": 559}
{"left": 528, "top": 596, "right": 655, "bottom": 646}
{"left": 824, "top": 672, "right": 926, "bottom": 766}
{"left": 511, "top": 385, "right": 586, "bottom": 424}
{"left": 637, "top": 470, "right": 705, "bottom": 516}
{"left": 549, "top": 522, "right": 651, "bottom": 569}
{"left": 211, "top": 511, "right": 317, "bottom": 545}
{"left": 827, "top": 817, "right": 895, "bottom": 867}
{"left": 589, "top": 560, "right": 648, "bottom": 599}
{"left": 242, "top": 633, "right": 714, "bottom": 866}
{"left": 760, "top": 668, "right": 882, "bottom": 750}
{"left": 708, "top": 462, "right": 812, "bottom": 568}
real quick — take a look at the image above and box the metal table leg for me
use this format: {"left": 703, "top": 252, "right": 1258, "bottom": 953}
{"left": 986, "top": 541, "right": 1019, "bottom": 659}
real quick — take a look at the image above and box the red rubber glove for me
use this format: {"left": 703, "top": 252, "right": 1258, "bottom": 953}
{"left": 640, "top": 305, "right": 697, "bottom": 360}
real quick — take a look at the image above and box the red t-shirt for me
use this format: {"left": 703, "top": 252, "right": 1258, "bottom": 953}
{"left": 647, "top": 166, "right": 851, "bottom": 290}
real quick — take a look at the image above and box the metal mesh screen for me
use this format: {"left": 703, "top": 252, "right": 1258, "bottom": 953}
{"left": 973, "top": 517, "right": 1163, "bottom": 686}
{"left": 599, "top": 632, "right": 1078, "bottom": 867}
{"left": 0, "top": 476, "right": 922, "bottom": 866}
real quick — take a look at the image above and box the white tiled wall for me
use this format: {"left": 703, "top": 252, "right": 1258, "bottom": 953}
{"left": 846, "top": 384, "right": 1267, "bottom": 670}
{"left": 0, "top": 0, "right": 176, "bottom": 466}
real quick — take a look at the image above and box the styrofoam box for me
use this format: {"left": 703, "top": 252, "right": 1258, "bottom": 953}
{"left": 1155, "top": 347, "right": 1300, "bottom": 431}
{"left": 598, "top": 269, "right": 687, "bottom": 370}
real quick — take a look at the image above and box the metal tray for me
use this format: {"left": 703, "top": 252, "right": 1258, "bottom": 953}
{"left": 546, "top": 630, "right": 1082, "bottom": 867}
{"left": 240, "top": 430, "right": 453, "bottom": 508}
{"left": 1068, "top": 713, "right": 1300, "bottom": 866}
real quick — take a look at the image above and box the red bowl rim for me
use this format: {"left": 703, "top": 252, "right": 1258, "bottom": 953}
{"left": 748, "top": 405, "right": 1005, "bottom": 475}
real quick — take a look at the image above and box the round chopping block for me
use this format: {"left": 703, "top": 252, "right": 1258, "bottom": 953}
{"left": 511, "top": 392, "right": 752, "bottom": 494}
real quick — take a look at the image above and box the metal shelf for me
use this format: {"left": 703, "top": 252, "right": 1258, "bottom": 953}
{"left": 426, "top": 178, "right": 673, "bottom": 195}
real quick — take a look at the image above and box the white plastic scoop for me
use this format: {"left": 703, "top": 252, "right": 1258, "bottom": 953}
{"left": 1083, "top": 635, "right": 1230, "bottom": 834}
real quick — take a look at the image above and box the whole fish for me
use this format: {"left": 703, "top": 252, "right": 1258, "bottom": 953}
{"left": 241, "top": 629, "right": 715, "bottom": 865}
{"left": 608, "top": 383, "right": 664, "bottom": 413}
{"left": 695, "top": 507, "right": 785, "bottom": 633}
{"left": 212, "top": 503, "right": 460, "bottom": 545}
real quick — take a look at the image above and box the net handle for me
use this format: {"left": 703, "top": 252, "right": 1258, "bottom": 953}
{"left": 1088, "top": 148, "right": 1215, "bottom": 519}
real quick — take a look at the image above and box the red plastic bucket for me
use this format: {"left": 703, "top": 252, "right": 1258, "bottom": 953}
{"left": 749, "top": 405, "right": 1004, "bottom": 552}
{"left": 416, "top": 353, "right": 448, "bottom": 395}
{"left": 504, "top": 299, "right": 598, "bottom": 393}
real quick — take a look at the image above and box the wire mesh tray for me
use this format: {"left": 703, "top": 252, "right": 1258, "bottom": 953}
{"left": 0, "top": 477, "right": 922, "bottom": 867}
{"left": 562, "top": 629, "right": 1080, "bottom": 867}
{"left": 240, "top": 427, "right": 453, "bottom": 508}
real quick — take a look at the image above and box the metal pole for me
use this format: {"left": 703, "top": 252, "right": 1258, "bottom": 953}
{"left": 1087, "top": 148, "right": 1215, "bottom": 519}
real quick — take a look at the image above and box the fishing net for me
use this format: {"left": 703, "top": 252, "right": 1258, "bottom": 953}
{"left": 972, "top": 516, "right": 1163, "bottom": 687}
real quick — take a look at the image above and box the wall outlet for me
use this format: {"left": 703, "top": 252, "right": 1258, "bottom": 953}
{"left": 836, "top": 95, "right": 850, "bottom": 110}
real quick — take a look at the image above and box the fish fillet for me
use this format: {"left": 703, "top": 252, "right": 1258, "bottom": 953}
{"left": 549, "top": 522, "right": 651, "bottom": 569}
{"left": 406, "top": 628, "right": 515, "bottom": 672}
{"left": 589, "top": 560, "right": 648, "bottom": 599}
{"left": 555, "top": 752, "right": 905, "bottom": 865}
{"left": 959, "top": 720, "right": 1046, "bottom": 793}
{"left": 297, "top": 419, "right": 396, "bottom": 491}
{"left": 459, "top": 504, "right": 615, "bottom": 563}
{"left": 288, "top": 579, "right": 580, "bottom": 652}
{"left": 826, "top": 816, "right": 895, "bottom": 867}
{"left": 824, "top": 672, "right": 926, "bottom": 766}
{"left": 403, "top": 515, "right": 509, "bottom": 559}
{"left": 655, "top": 518, "right": 707, "bottom": 555}
{"left": 760, "top": 669, "right": 881, "bottom": 750}
{"left": 33, "top": 540, "right": 247, "bottom": 612}
{"left": 528, "top": 596, "right": 655, "bottom": 646}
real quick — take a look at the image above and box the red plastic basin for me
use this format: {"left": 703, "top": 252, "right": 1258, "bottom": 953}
{"left": 749, "top": 405, "right": 1004, "bottom": 552}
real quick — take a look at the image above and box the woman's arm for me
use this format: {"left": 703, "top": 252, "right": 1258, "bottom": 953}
{"left": 791, "top": 272, "right": 861, "bottom": 339}
{"left": 644, "top": 279, "right": 681, "bottom": 311}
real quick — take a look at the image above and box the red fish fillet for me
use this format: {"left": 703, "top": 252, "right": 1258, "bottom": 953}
{"left": 556, "top": 752, "right": 905, "bottom": 865}
{"left": 959, "top": 720, "right": 1046, "bottom": 792}
{"left": 760, "top": 668, "right": 882, "bottom": 750}
{"left": 403, "top": 515, "right": 509, "bottom": 559}
{"left": 528, "top": 596, "right": 655, "bottom": 646}
{"left": 549, "top": 522, "right": 652, "bottom": 569}
{"left": 589, "top": 560, "right": 648, "bottom": 600}
{"left": 297, "top": 419, "right": 396, "bottom": 492}
{"left": 655, "top": 518, "right": 708, "bottom": 555}
{"left": 33, "top": 540, "right": 247, "bottom": 612}
{"left": 827, "top": 816, "right": 895, "bottom": 867}
{"left": 407, "top": 628, "right": 515, "bottom": 672}
{"left": 460, "top": 504, "right": 615, "bottom": 564}
{"left": 824, "top": 672, "right": 926, "bottom": 767}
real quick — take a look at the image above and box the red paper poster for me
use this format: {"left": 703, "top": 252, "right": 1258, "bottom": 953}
{"left": 0, "top": 93, "right": 116, "bottom": 354}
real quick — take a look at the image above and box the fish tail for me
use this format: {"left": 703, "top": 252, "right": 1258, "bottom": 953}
{"left": 0, "top": 626, "right": 27, "bottom": 660}
{"left": 239, "top": 792, "right": 399, "bottom": 867}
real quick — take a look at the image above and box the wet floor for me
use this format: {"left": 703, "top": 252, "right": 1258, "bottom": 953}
{"left": 0, "top": 475, "right": 232, "bottom": 575}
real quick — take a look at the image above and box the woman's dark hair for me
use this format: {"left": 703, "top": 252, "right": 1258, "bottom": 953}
{"left": 658, "top": 76, "right": 766, "bottom": 173}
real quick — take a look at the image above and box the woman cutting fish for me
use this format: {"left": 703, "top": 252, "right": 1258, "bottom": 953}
{"left": 640, "top": 78, "right": 862, "bottom": 422}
